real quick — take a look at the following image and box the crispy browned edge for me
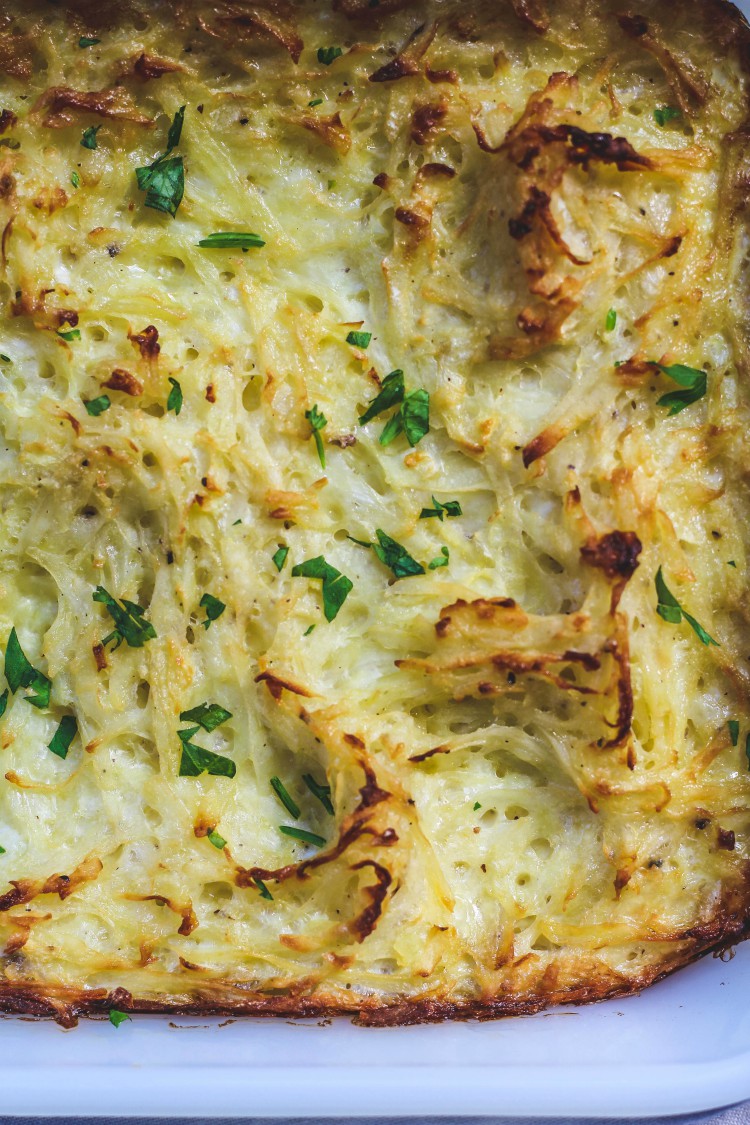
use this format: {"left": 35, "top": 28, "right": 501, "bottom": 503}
{"left": 0, "top": 901, "right": 748, "bottom": 1027}
{"left": 1, "top": 0, "right": 749, "bottom": 1026}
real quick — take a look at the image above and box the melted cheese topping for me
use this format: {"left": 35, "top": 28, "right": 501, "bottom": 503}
{"left": 0, "top": 0, "right": 748, "bottom": 1019}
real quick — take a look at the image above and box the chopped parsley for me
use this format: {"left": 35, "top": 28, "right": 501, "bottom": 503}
{"left": 654, "top": 105, "right": 682, "bottom": 127}
{"left": 473, "top": 801, "right": 481, "bottom": 811}
{"left": 305, "top": 404, "right": 327, "bottom": 468}
{"left": 291, "top": 556, "right": 353, "bottom": 621}
{"left": 0, "top": 689, "right": 7, "bottom": 718}
{"left": 5, "top": 629, "right": 51, "bottom": 710}
{"left": 48, "top": 715, "right": 77, "bottom": 760}
{"left": 78, "top": 36, "right": 101, "bottom": 47}
{"left": 0, "top": 355, "right": 10, "bottom": 363}
{"left": 166, "top": 377, "right": 183, "bottom": 415}
{"left": 255, "top": 876, "right": 273, "bottom": 900}
{"left": 653, "top": 362, "right": 707, "bottom": 416}
{"left": 317, "top": 46, "right": 343, "bottom": 65}
{"left": 135, "top": 106, "right": 186, "bottom": 217}
{"left": 179, "top": 702, "right": 231, "bottom": 732}
{"left": 108, "top": 1010, "right": 130, "bottom": 1028}
{"left": 71, "top": 171, "right": 81, "bottom": 189}
{"left": 207, "top": 828, "right": 226, "bottom": 849}
{"left": 93, "top": 586, "right": 157, "bottom": 650}
{"left": 0, "top": 845, "right": 5, "bottom": 855}
{"left": 272, "top": 545, "right": 289, "bottom": 572}
{"left": 58, "top": 328, "right": 81, "bottom": 342}
{"left": 197, "top": 232, "right": 265, "bottom": 250}
{"left": 605, "top": 308, "right": 617, "bottom": 331}
{"left": 303, "top": 624, "right": 315, "bottom": 636}
{"left": 350, "top": 530, "right": 424, "bottom": 579}
{"left": 308, "top": 98, "right": 323, "bottom": 108}
{"left": 358, "top": 371, "right": 429, "bottom": 447}
{"left": 399, "top": 388, "right": 430, "bottom": 446}
{"left": 200, "top": 592, "right": 225, "bottom": 629}
{"left": 303, "top": 772, "right": 334, "bottom": 815}
{"left": 81, "top": 125, "right": 100, "bottom": 150}
{"left": 178, "top": 726, "right": 236, "bottom": 778}
{"left": 428, "top": 546, "right": 450, "bottom": 570}
{"left": 419, "top": 496, "right": 462, "bottom": 521}
{"left": 346, "top": 330, "right": 372, "bottom": 348}
{"left": 655, "top": 567, "right": 718, "bottom": 646}
{"left": 728, "top": 719, "right": 740, "bottom": 746}
{"left": 84, "top": 395, "right": 110, "bottom": 417}
{"left": 359, "top": 369, "right": 404, "bottom": 423}
{"left": 746, "top": 732, "right": 750, "bottom": 771}
{"left": 728, "top": 560, "right": 737, "bottom": 568}
{"left": 270, "top": 776, "right": 300, "bottom": 819}
{"left": 279, "top": 825, "right": 326, "bottom": 847}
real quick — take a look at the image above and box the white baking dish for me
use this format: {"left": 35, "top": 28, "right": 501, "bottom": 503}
{"left": 2, "top": 1, "right": 750, "bottom": 1116}
{"left": 0, "top": 941, "right": 747, "bottom": 1118}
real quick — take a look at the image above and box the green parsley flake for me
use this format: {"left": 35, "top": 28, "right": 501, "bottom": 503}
{"left": 359, "top": 370, "right": 404, "bottom": 424}
{"left": 93, "top": 587, "right": 156, "bottom": 650}
{"left": 166, "top": 377, "right": 183, "bottom": 415}
{"left": 48, "top": 715, "right": 77, "bottom": 760}
{"left": 305, "top": 404, "right": 327, "bottom": 468}
{"left": 346, "top": 330, "right": 372, "bottom": 348}
{"left": 109, "top": 1010, "right": 131, "bottom": 1028}
{"left": 71, "top": 171, "right": 81, "bottom": 189}
{"left": 58, "top": 329, "right": 81, "bottom": 342}
{"left": 84, "top": 395, "right": 110, "bottom": 417}
{"left": 654, "top": 105, "right": 682, "bottom": 127}
{"left": 197, "top": 232, "right": 265, "bottom": 250}
{"left": 272, "top": 545, "right": 289, "bottom": 572}
{"left": 279, "top": 825, "right": 326, "bottom": 848}
{"left": 135, "top": 107, "right": 186, "bottom": 217}
{"left": 0, "top": 355, "right": 10, "bottom": 363}
{"left": 291, "top": 556, "right": 353, "bottom": 621}
{"left": 655, "top": 567, "right": 718, "bottom": 646}
{"left": 473, "top": 801, "right": 481, "bottom": 811}
{"left": 0, "top": 845, "right": 5, "bottom": 855}
{"left": 317, "top": 46, "right": 343, "bottom": 65}
{"left": 419, "top": 496, "right": 462, "bottom": 521}
{"left": 746, "top": 732, "right": 750, "bottom": 771}
{"left": 79, "top": 36, "right": 101, "bottom": 47}
{"left": 271, "top": 776, "right": 300, "bottom": 819}
{"left": 255, "top": 876, "right": 273, "bottom": 900}
{"left": 303, "top": 624, "right": 315, "bottom": 636}
{"left": 399, "top": 388, "right": 430, "bottom": 446}
{"left": 350, "top": 530, "right": 424, "bottom": 579}
{"left": 308, "top": 98, "right": 323, "bottom": 107}
{"left": 605, "top": 308, "right": 617, "bottom": 331}
{"left": 179, "top": 702, "right": 232, "bottom": 732}
{"left": 653, "top": 362, "right": 707, "bottom": 416}
{"left": 359, "top": 373, "right": 429, "bottom": 447}
{"left": 81, "top": 126, "right": 100, "bottom": 150}
{"left": 5, "top": 628, "right": 51, "bottom": 710}
{"left": 200, "top": 592, "right": 226, "bottom": 629}
{"left": 0, "top": 689, "right": 7, "bottom": 719}
{"left": 178, "top": 726, "right": 236, "bottom": 778}
{"left": 728, "top": 719, "right": 740, "bottom": 746}
{"left": 428, "top": 546, "right": 450, "bottom": 570}
{"left": 207, "top": 828, "right": 227, "bottom": 849}
{"left": 303, "top": 773, "right": 334, "bottom": 814}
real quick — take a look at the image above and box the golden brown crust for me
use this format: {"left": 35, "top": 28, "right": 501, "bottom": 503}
{"left": 0, "top": 0, "right": 748, "bottom": 1027}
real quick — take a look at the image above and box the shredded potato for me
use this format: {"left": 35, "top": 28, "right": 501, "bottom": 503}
{"left": 0, "top": 0, "right": 748, "bottom": 1025}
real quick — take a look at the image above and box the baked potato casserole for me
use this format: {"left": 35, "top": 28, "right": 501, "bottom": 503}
{"left": 0, "top": 0, "right": 748, "bottom": 1025}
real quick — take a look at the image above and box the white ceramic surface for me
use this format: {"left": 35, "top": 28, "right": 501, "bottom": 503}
{"left": 3, "top": 1, "right": 750, "bottom": 1116}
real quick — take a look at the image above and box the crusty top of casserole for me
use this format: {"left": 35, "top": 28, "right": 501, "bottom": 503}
{"left": 0, "top": 0, "right": 748, "bottom": 1025}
